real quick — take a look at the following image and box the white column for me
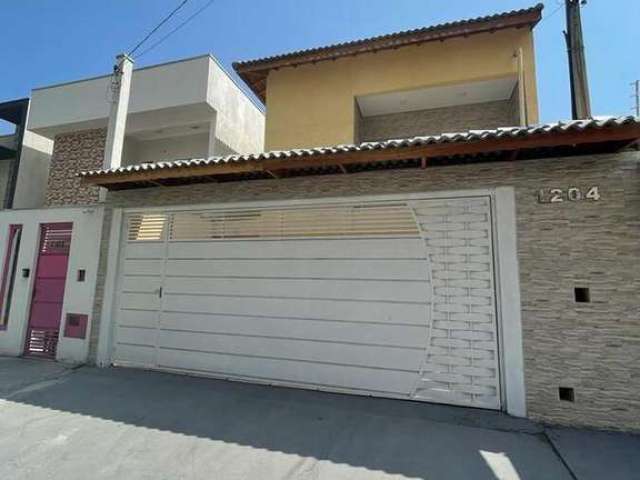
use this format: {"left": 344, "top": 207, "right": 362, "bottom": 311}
{"left": 103, "top": 54, "right": 134, "bottom": 170}
{"left": 494, "top": 187, "right": 527, "bottom": 417}
{"left": 516, "top": 48, "right": 528, "bottom": 127}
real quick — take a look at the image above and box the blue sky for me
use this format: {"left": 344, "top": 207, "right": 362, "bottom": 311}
{"left": 1, "top": 0, "right": 638, "bottom": 133}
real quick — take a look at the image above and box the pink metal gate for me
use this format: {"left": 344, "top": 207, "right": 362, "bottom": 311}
{"left": 24, "top": 223, "right": 73, "bottom": 358}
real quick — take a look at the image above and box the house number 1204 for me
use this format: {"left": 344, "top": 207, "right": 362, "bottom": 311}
{"left": 537, "top": 186, "right": 601, "bottom": 204}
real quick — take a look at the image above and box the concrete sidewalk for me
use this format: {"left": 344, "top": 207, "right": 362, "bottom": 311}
{"left": 0, "top": 357, "right": 635, "bottom": 479}
{"left": 545, "top": 427, "right": 640, "bottom": 480}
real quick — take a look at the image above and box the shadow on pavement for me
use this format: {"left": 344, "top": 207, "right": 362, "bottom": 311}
{"left": 0, "top": 360, "right": 574, "bottom": 479}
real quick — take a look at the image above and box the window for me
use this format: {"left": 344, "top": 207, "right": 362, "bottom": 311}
{"left": 0, "top": 225, "right": 22, "bottom": 328}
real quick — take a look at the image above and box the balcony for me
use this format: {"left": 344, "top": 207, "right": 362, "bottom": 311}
{"left": 355, "top": 77, "right": 522, "bottom": 143}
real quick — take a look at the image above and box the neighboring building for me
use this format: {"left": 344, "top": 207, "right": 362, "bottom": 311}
{"left": 2, "top": 4, "right": 640, "bottom": 433}
{"left": 0, "top": 98, "right": 53, "bottom": 209}
{"left": 0, "top": 55, "right": 264, "bottom": 363}
{"left": 29, "top": 54, "right": 264, "bottom": 207}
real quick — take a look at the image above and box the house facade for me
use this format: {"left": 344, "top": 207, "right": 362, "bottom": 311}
{"left": 0, "top": 55, "right": 264, "bottom": 363}
{"left": 1, "top": 4, "right": 639, "bottom": 433}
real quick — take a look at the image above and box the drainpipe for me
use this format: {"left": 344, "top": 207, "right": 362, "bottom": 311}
{"left": 103, "top": 54, "right": 134, "bottom": 171}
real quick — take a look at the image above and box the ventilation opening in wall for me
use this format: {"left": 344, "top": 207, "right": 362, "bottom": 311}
{"left": 574, "top": 287, "right": 590, "bottom": 303}
{"left": 559, "top": 387, "right": 575, "bottom": 402}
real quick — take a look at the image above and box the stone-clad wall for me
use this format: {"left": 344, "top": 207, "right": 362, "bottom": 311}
{"left": 91, "top": 151, "right": 640, "bottom": 431}
{"left": 45, "top": 128, "right": 106, "bottom": 207}
{"left": 359, "top": 99, "right": 519, "bottom": 142}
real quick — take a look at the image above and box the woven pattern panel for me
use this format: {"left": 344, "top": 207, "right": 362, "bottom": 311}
{"left": 410, "top": 197, "right": 500, "bottom": 409}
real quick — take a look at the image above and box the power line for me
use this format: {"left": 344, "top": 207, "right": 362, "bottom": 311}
{"left": 128, "top": 0, "right": 190, "bottom": 57}
{"left": 536, "top": 2, "right": 564, "bottom": 27}
{"left": 135, "top": 0, "right": 216, "bottom": 59}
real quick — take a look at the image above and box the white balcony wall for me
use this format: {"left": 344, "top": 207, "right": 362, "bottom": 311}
{"left": 208, "top": 58, "right": 264, "bottom": 154}
{"left": 122, "top": 133, "right": 209, "bottom": 167}
{"left": 29, "top": 56, "right": 212, "bottom": 136}
{"left": 12, "top": 130, "right": 53, "bottom": 209}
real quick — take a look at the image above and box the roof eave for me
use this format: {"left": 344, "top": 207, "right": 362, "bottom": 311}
{"left": 233, "top": 4, "right": 544, "bottom": 102}
{"left": 80, "top": 120, "right": 640, "bottom": 189}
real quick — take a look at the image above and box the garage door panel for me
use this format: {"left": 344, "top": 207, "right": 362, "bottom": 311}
{"left": 165, "top": 259, "right": 429, "bottom": 281}
{"left": 159, "top": 312, "right": 427, "bottom": 348}
{"left": 113, "top": 343, "right": 155, "bottom": 367}
{"left": 163, "top": 276, "right": 430, "bottom": 303}
{"left": 120, "top": 292, "right": 161, "bottom": 311}
{"left": 121, "top": 276, "right": 162, "bottom": 293}
{"left": 157, "top": 348, "right": 417, "bottom": 395}
{"left": 411, "top": 197, "right": 500, "bottom": 409}
{"left": 115, "top": 325, "right": 156, "bottom": 346}
{"left": 118, "top": 309, "right": 158, "bottom": 328}
{"left": 157, "top": 330, "right": 423, "bottom": 371}
{"left": 163, "top": 294, "right": 429, "bottom": 326}
{"left": 122, "top": 260, "right": 164, "bottom": 276}
{"left": 114, "top": 196, "right": 502, "bottom": 410}
{"left": 167, "top": 238, "right": 426, "bottom": 260}
{"left": 123, "top": 243, "right": 165, "bottom": 260}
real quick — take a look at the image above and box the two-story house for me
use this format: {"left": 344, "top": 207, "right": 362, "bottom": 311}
{"left": 2, "top": 4, "right": 640, "bottom": 433}
{"left": 0, "top": 55, "right": 264, "bottom": 364}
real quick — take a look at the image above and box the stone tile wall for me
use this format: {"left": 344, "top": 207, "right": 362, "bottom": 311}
{"left": 45, "top": 129, "right": 105, "bottom": 206}
{"left": 358, "top": 99, "right": 519, "bottom": 142}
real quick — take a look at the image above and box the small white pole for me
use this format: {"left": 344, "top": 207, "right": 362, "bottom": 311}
{"left": 103, "top": 54, "right": 134, "bottom": 171}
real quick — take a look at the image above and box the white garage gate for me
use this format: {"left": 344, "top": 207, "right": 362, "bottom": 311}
{"left": 110, "top": 194, "right": 502, "bottom": 409}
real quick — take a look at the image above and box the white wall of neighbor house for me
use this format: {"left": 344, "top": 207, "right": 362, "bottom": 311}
{"left": 207, "top": 57, "right": 265, "bottom": 154}
{"left": 28, "top": 55, "right": 212, "bottom": 135}
{"left": 122, "top": 132, "right": 210, "bottom": 166}
{"left": 0, "top": 161, "right": 12, "bottom": 207}
{"left": 26, "top": 54, "right": 264, "bottom": 174}
{"left": 0, "top": 207, "right": 103, "bottom": 363}
{"left": 12, "top": 130, "right": 54, "bottom": 209}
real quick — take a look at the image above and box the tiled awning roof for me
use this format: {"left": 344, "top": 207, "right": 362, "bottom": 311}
{"left": 233, "top": 4, "right": 544, "bottom": 102}
{"left": 80, "top": 117, "right": 640, "bottom": 190}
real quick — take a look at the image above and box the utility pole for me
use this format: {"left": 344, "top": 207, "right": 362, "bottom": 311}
{"left": 632, "top": 80, "right": 640, "bottom": 117}
{"left": 103, "top": 54, "right": 134, "bottom": 171}
{"left": 564, "top": 0, "right": 591, "bottom": 119}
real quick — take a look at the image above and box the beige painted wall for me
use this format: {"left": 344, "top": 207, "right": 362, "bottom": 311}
{"left": 264, "top": 28, "right": 538, "bottom": 150}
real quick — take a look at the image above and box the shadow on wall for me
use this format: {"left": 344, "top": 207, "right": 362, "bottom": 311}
{"left": 0, "top": 364, "right": 571, "bottom": 480}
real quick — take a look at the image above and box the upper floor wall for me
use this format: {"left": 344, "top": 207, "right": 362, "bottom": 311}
{"left": 262, "top": 27, "right": 537, "bottom": 150}
{"left": 28, "top": 55, "right": 265, "bottom": 156}
{"left": 18, "top": 55, "right": 266, "bottom": 209}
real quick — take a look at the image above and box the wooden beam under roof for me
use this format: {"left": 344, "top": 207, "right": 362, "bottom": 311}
{"left": 81, "top": 122, "right": 640, "bottom": 188}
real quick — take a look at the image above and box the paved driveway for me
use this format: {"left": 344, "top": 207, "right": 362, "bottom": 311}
{"left": 0, "top": 357, "right": 580, "bottom": 479}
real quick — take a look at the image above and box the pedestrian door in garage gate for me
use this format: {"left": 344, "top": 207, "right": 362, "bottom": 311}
{"left": 110, "top": 195, "right": 502, "bottom": 409}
